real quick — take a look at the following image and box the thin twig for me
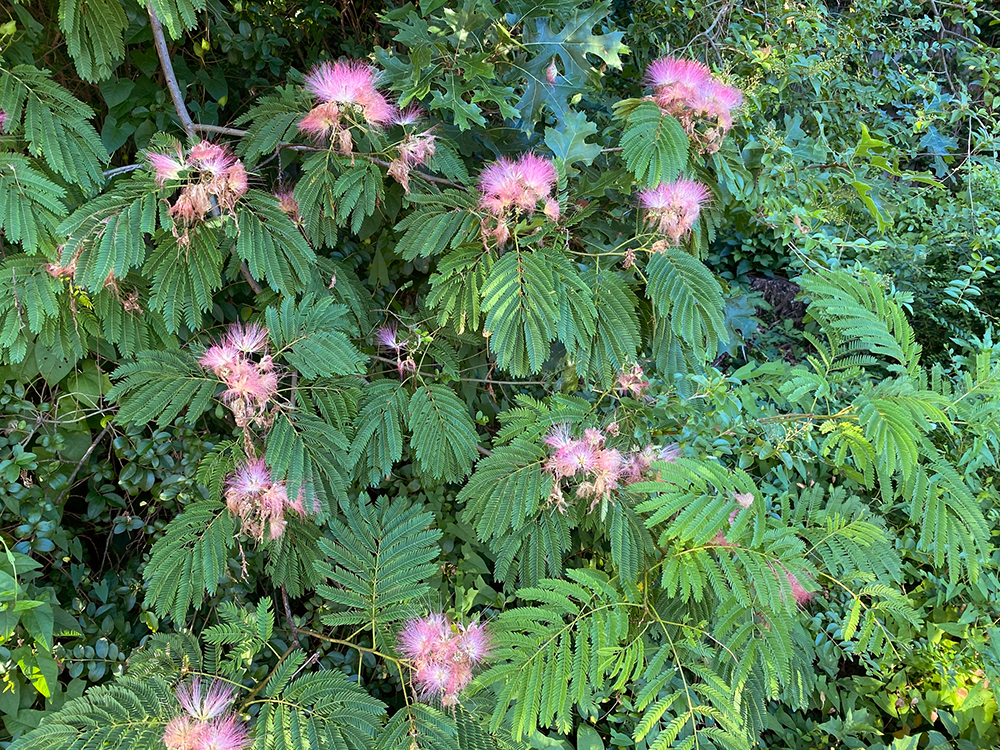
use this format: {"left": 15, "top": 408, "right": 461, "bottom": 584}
{"left": 147, "top": 6, "right": 195, "bottom": 141}
{"left": 104, "top": 164, "right": 142, "bottom": 179}
{"left": 193, "top": 123, "right": 249, "bottom": 138}
{"left": 57, "top": 424, "right": 112, "bottom": 503}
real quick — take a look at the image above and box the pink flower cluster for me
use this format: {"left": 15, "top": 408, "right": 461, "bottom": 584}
{"left": 275, "top": 189, "right": 300, "bottom": 222}
{"left": 163, "top": 678, "right": 249, "bottom": 750}
{"left": 299, "top": 60, "right": 395, "bottom": 153}
{"left": 198, "top": 323, "right": 278, "bottom": 428}
{"left": 387, "top": 109, "right": 437, "bottom": 194}
{"left": 544, "top": 425, "right": 680, "bottom": 512}
{"left": 478, "top": 153, "right": 560, "bottom": 247}
{"left": 397, "top": 614, "right": 491, "bottom": 707}
{"left": 223, "top": 458, "right": 306, "bottom": 541}
{"left": 617, "top": 364, "right": 650, "bottom": 398}
{"left": 147, "top": 141, "right": 248, "bottom": 242}
{"left": 639, "top": 178, "right": 710, "bottom": 246}
{"left": 375, "top": 323, "right": 417, "bottom": 378}
{"left": 646, "top": 56, "right": 742, "bottom": 153}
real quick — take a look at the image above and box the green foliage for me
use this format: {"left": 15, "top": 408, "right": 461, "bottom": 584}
{"left": 3, "top": 2, "right": 1000, "bottom": 750}
{"left": 617, "top": 102, "right": 688, "bottom": 187}
{"left": 316, "top": 496, "right": 442, "bottom": 650}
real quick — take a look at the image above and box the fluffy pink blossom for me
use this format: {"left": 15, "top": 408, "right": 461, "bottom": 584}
{"left": 176, "top": 678, "right": 236, "bottom": 722}
{"left": 275, "top": 189, "right": 300, "bottom": 220}
{"left": 546, "top": 59, "right": 559, "bottom": 85}
{"left": 646, "top": 57, "right": 713, "bottom": 108}
{"left": 298, "top": 102, "right": 342, "bottom": 142}
{"left": 303, "top": 60, "right": 394, "bottom": 126}
{"left": 224, "top": 459, "right": 304, "bottom": 541}
{"left": 398, "top": 613, "right": 450, "bottom": 662}
{"left": 0, "top": 110, "right": 7, "bottom": 132}
{"left": 220, "top": 359, "right": 278, "bottom": 408}
{"left": 617, "top": 364, "right": 649, "bottom": 398}
{"left": 195, "top": 716, "right": 250, "bottom": 750}
{"left": 478, "top": 153, "right": 559, "bottom": 246}
{"left": 544, "top": 424, "right": 574, "bottom": 452}
{"left": 393, "top": 106, "right": 424, "bottom": 127}
{"left": 375, "top": 324, "right": 402, "bottom": 350}
{"left": 784, "top": 570, "right": 813, "bottom": 607}
{"left": 399, "top": 614, "right": 491, "bottom": 706}
{"left": 457, "top": 620, "right": 492, "bottom": 664}
{"left": 199, "top": 343, "right": 240, "bottom": 377}
{"left": 543, "top": 198, "right": 560, "bottom": 221}
{"left": 645, "top": 56, "right": 742, "bottom": 151}
{"left": 732, "top": 491, "right": 754, "bottom": 509}
{"left": 225, "top": 322, "right": 269, "bottom": 354}
{"left": 163, "top": 716, "right": 201, "bottom": 750}
{"left": 639, "top": 179, "right": 710, "bottom": 245}
{"left": 148, "top": 149, "right": 187, "bottom": 186}
{"left": 225, "top": 459, "right": 272, "bottom": 510}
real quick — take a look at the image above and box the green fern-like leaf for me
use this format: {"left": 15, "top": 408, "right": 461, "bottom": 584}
{"left": 108, "top": 349, "right": 218, "bottom": 427}
{"left": 58, "top": 0, "right": 127, "bottom": 82}
{"left": 645, "top": 249, "right": 727, "bottom": 361}
{"left": 617, "top": 101, "right": 688, "bottom": 186}
{"left": 255, "top": 656, "right": 386, "bottom": 750}
{"left": 237, "top": 190, "right": 318, "bottom": 294}
{"left": 427, "top": 246, "right": 493, "bottom": 333}
{"left": 58, "top": 173, "right": 159, "bottom": 290}
{"left": 408, "top": 384, "right": 479, "bottom": 482}
{"left": 8, "top": 676, "right": 174, "bottom": 750}
{"left": 0, "top": 65, "right": 109, "bottom": 192}
{"left": 266, "top": 294, "right": 367, "bottom": 379}
{"left": 574, "top": 268, "right": 640, "bottom": 387}
{"left": 142, "top": 500, "right": 235, "bottom": 623}
{"left": 378, "top": 704, "right": 459, "bottom": 750}
{"left": 348, "top": 379, "right": 410, "bottom": 486}
{"left": 144, "top": 227, "right": 225, "bottom": 333}
{"left": 394, "top": 191, "right": 479, "bottom": 261}
{"left": 0, "top": 256, "right": 63, "bottom": 363}
{"left": 481, "top": 250, "right": 559, "bottom": 376}
{"left": 235, "top": 86, "right": 307, "bottom": 161}
{"left": 0, "top": 154, "right": 67, "bottom": 254}
{"left": 149, "top": 0, "right": 208, "bottom": 39}
{"left": 315, "top": 495, "right": 442, "bottom": 649}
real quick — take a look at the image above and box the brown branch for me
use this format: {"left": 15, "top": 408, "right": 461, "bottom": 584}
{"left": 147, "top": 6, "right": 195, "bottom": 141}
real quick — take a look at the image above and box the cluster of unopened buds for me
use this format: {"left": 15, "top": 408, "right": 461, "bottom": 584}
{"left": 639, "top": 178, "right": 711, "bottom": 248}
{"left": 199, "top": 323, "right": 278, "bottom": 429}
{"left": 147, "top": 141, "right": 248, "bottom": 242}
{"left": 478, "top": 153, "right": 560, "bottom": 248}
{"left": 223, "top": 457, "right": 306, "bottom": 541}
{"left": 375, "top": 324, "right": 417, "bottom": 378}
{"left": 544, "top": 425, "right": 680, "bottom": 513}
{"left": 645, "top": 56, "right": 743, "bottom": 154}
{"left": 397, "top": 613, "right": 491, "bottom": 706}
{"left": 163, "top": 678, "right": 250, "bottom": 750}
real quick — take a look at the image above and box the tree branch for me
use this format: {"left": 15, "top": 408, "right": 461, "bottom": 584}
{"left": 147, "top": 6, "right": 195, "bottom": 141}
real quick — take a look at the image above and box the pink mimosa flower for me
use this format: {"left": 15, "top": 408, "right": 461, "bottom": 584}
{"left": 398, "top": 613, "right": 490, "bottom": 706}
{"left": 0, "top": 110, "right": 7, "bottom": 132}
{"left": 163, "top": 716, "right": 201, "bottom": 750}
{"left": 175, "top": 678, "right": 236, "bottom": 722}
{"left": 225, "top": 322, "right": 269, "bottom": 354}
{"left": 375, "top": 324, "right": 402, "bottom": 350}
{"left": 275, "top": 189, "right": 300, "bottom": 220}
{"left": 199, "top": 343, "right": 241, "bottom": 378}
{"left": 298, "top": 102, "right": 342, "bottom": 141}
{"left": 393, "top": 106, "right": 424, "bottom": 127}
{"left": 639, "top": 179, "right": 710, "bottom": 245}
{"left": 303, "top": 60, "right": 394, "bottom": 126}
{"left": 225, "top": 459, "right": 271, "bottom": 506}
{"left": 147, "top": 150, "right": 187, "bottom": 186}
{"left": 457, "top": 620, "right": 491, "bottom": 664}
{"left": 195, "top": 715, "right": 250, "bottom": 750}
{"left": 784, "top": 570, "right": 813, "bottom": 607}
{"left": 398, "top": 613, "right": 450, "bottom": 662}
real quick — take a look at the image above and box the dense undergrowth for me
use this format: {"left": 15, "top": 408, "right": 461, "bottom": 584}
{"left": 1, "top": 1, "right": 999, "bottom": 749}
